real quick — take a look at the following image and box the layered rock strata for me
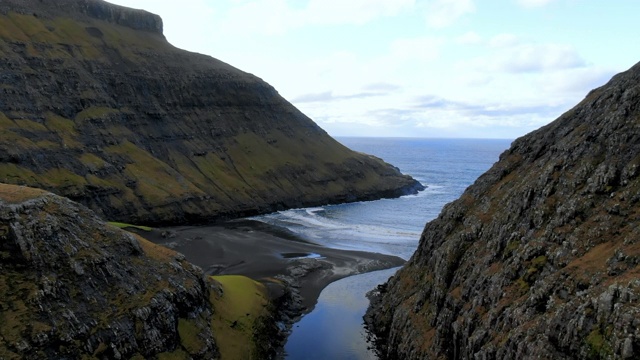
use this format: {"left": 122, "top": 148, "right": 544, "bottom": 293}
{"left": 367, "top": 63, "right": 640, "bottom": 359}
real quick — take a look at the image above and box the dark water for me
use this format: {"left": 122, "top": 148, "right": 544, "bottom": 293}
{"left": 253, "top": 137, "right": 512, "bottom": 359}
{"left": 284, "top": 267, "right": 400, "bottom": 360}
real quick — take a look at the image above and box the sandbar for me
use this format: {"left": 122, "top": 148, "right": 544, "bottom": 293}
{"left": 129, "top": 219, "right": 405, "bottom": 310}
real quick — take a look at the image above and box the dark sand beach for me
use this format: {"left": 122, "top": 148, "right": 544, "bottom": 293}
{"left": 129, "top": 220, "right": 405, "bottom": 310}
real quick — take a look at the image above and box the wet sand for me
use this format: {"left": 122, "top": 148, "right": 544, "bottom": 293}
{"left": 129, "top": 219, "right": 405, "bottom": 310}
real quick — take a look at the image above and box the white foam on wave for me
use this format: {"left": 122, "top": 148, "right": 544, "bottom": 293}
{"left": 263, "top": 208, "right": 421, "bottom": 245}
{"left": 305, "top": 207, "right": 325, "bottom": 214}
{"left": 253, "top": 195, "right": 427, "bottom": 260}
{"left": 269, "top": 208, "right": 348, "bottom": 231}
{"left": 400, "top": 184, "right": 447, "bottom": 199}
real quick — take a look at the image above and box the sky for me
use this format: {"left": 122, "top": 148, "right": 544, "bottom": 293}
{"left": 108, "top": 0, "right": 640, "bottom": 139}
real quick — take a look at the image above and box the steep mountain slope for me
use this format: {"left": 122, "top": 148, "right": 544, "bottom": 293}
{"left": 0, "top": 0, "right": 422, "bottom": 225}
{"left": 0, "top": 183, "right": 220, "bottom": 359}
{"left": 366, "top": 63, "right": 640, "bottom": 359}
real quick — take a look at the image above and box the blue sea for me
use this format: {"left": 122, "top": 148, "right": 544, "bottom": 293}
{"left": 252, "top": 137, "right": 512, "bottom": 359}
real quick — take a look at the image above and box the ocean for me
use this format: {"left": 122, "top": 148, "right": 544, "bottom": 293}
{"left": 252, "top": 137, "right": 512, "bottom": 359}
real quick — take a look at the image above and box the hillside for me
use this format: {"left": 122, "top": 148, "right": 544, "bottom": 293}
{"left": 366, "top": 63, "right": 640, "bottom": 359}
{"left": 0, "top": 0, "right": 422, "bottom": 225}
{"left": 0, "top": 183, "right": 286, "bottom": 359}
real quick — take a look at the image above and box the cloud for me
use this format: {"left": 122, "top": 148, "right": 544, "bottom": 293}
{"left": 350, "top": 94, "right": 568, "bottom": 135}
{"left": 292, "top": 91, "right": 384, "bottom": 103}
{"left": 461, "top": 41, "right": 586, "bottom": 74}
{"left": 517, "top": 0, "right": 556, "bottom": 8}
{"left": 413, "top": 95, "right": 567, "bottom": 117}
{"left": 359, "top": 103, "right": 557, "bottom": 138}
{"left": 362, "top": 82, "right": 402, "bottom": 92}
{"left": 389, "top": 36, "right": 444, "bottom": 62}
{"left": 216, "top": 0, "right": 295, "bottom": 36}
{"left": 488, "top": 33, "right": 521, "bottom": 48}
{"left": 539, "top": 67, "right": 617, "bottom": 95}
{"left": 215, "top": 0, "right": 415, "bottom": 36}
{"left": 497, "top": 44, "right": 586, "bottom": 73}
{"left": 305, "top": 0, "right": 416, "bottom": 26}
{"left": 425, "top": 0, "right": 475, "bottom": 28}
{"left": 455, "top": 31, "right": 483, "bottom": 45}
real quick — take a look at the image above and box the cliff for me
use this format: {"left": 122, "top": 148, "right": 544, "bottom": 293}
{"left": 0, "top": 183, "right": 218, "bottom": 359}
{"left": 366, "top": 63, "right": 640, "bottom": 359}
{"left": 0, "top": 183, "right": 285, "bottom": 359}
{"left": 0, "top": 0, "right": 422, "bottom": 225}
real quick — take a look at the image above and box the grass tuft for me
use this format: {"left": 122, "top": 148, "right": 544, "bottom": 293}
{"left": 0, "top": 184, "right": 48, "bottom": 203}
{"left": 108, "top": 222, "right": 152, "bottom": 232}
{"left": 209, "top": 275, "right": 269, "bottom": 360}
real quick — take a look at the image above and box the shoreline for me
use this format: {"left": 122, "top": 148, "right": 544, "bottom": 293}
{"left": 126, "top": 219, "right": 405, "bottom": 353}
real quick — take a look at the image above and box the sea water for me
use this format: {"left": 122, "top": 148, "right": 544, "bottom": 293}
{"left": 252, "top": 137, "right": 512, "bottom": 359}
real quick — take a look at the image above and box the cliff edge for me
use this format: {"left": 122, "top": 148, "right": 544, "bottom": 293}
{"left": 366, "top": 63, "right": 640, "bottom": 359}
{"left": 1, "top": 0, "right": 163, "bottom": 34}
{"left": 0, "top": 0, "right": 422, "bottom": 225}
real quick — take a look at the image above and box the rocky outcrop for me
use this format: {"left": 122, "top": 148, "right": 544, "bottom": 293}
{"left": 366, "top": 63, "right": 640, "bottom": 359}
{"left": 0, "top": 183, "right": 219, "bottom": 359}
{"left": 1, "top": 0, "right": 163, "bottom": 34}
{"left": 0, "top": 0, "right": 422, "bottom": 225}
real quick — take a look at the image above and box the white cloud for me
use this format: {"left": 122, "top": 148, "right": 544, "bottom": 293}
{"left": 462, "top": 41, "right": 586, "bottom": 74}
{"left": 517, "top": 0, "right": 556, "bottom": 8}
{"left": 538, "top": 67, "right": 616, "bottom": 95}
{"left": 425, "top": 0, "right": 475, "bottom": 28}
{"left": 214, "top": 0, "right": 415, "bottom": 36}
{"left": 488, "top": 33, "right": 521, "bottom": 48}
{"left": 497, "top": 44, "right": 586, "bottom": 73}
{"left": 455, "top": 31, "right": 483, "bottom": 45}
{"left": 305, "top": 0, "right": 415, "bottom": 26}
{"left": 389, "top": 37, "right": 444, "bottom": 62}
{"left": 216, "top": 0, "right": 296, "bottom": 36}
{"left": 455, "top": 72, "right": 492, "bottom": 87}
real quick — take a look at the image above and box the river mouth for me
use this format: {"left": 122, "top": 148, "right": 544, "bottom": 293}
{"left": 283, "top": 267, "right": 400, "bottom": 360}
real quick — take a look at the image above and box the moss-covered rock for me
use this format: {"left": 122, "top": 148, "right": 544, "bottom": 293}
{"left": 0, "top": 183, "right": 222, "bottom": 359}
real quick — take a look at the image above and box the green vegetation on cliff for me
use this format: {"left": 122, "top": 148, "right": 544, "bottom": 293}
{"left": 0, "top": 0, "right": 422, "bottom": 226}
{"left": 209, "top": 275, "right": 271, "bottom": 359}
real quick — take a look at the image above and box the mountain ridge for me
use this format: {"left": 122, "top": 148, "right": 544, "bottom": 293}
{"left": 1, "top": 0, "right": 163, "bottom": 34}
{"left": 0, "top": 0, "right": 423, "bottom": 225}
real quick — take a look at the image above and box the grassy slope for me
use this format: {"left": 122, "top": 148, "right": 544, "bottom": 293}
{"left": 0, "top": 9, "right": 418, "bottom": 225}
{"left": 209, "top": 275, "right": 271, "bottom": 360}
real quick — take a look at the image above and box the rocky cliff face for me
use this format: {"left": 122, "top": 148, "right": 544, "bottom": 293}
{"left": 366, "top": 63, "right": 640, "bottom": 359}
{"left": 0, "top": 0, "right": 422, "bottom": 225}
{"left": 0, "top": 183, "right": 219, "bottom": 359}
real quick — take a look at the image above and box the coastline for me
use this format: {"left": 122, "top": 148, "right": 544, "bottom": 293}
{"left": 132, "top": 219, "right": 405, "bottom": 309}
{"left": 126, "top": 219, "right": 405, "bottom": 354}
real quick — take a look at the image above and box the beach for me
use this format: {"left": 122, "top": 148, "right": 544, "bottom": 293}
{"left": 127, "top": 219, "right": 406, "bottom": 311}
